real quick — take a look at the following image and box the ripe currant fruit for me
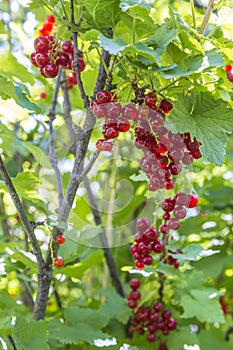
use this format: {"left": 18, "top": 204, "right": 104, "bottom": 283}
{"left": 56, "top": 234, "right": 66, "bottom": 244}
{"left": 54, "top": 256, "right": 64, "bottom": 268}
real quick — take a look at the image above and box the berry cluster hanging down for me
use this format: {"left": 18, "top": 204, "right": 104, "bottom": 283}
{"left": 127, "top": 278, "right": 177, "bottom": 345}
{"left": 38, "top": 14, "right": 56, "bottom": 36}
{"left": 30, "top": 37, "right": 85, "bottom": 79}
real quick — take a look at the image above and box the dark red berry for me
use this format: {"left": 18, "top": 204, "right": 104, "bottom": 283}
{"left": 187, "top": 193, "right": 198, "bottom": 208}
{"left": 159, "top": 98, "right": 173, "bottom": 114}
{"left": 129, "top": 278, "right": 141, "bottom": 290}
{"left": 61, "top": 40, "right": 74, "bottom": 54}
{"left": 96, "top": 90, "right": 112, "bottom": 104}
{"left": 56, "top": 234, "right": 66, "bottom": 244}
{"left": 34, "top": 36, "right": 49, "bottom": 53}
{"left": 54, "top": 256, "right": 64, "bottom": 268}
{"left": 145, "top": 92, "right": 157, "bottom": 109}
{"left": 136, "top": 217, "right": 150, "bottom": 233}
{"left": 41, "top": 63, "right": 59, "bottom": 78}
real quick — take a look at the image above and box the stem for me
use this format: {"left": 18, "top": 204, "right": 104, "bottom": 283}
{"left": 0, "top": 193, "right": 10, "bottom": 238}
{"left": 190, "top": 0, "right": 197, "bottom": 30}
{"left": 199, "top": 0, "right": 215, "bottom": 35}
{"left": 16, "top": 270, "right": 34, "bottom": 312}
{"left": 84, "top": 177, "right": 125, "bottom": 297}
{"left": 8, "top": 335, "right": 17, "bottom": 350}
{"left": 0, "top": 156, "right": 44, "bottom": 268}
{"left": 48, "top": 69, "right": 64, "bottom": 209}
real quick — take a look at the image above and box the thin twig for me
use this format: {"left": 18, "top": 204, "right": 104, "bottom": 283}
{"left": 16, "top": 270, "right": 34, "bottom": 312}
{"left": 0, "top": 193, "right": 10, "bottom": 237}
{"left": 78, "top": 150, "right": 100, "bottom": 182}
{"left": 199, "top": 0, "right": 215, "bottom": 35}
{"left": 0, "top": 155, "right": 44, "bottom": 268}
{"left": 8, "top": 335, "right": 17, "bottom": 350}
{"left": 72, "top": 31, "right": 90, "bottom": 108}
{"left": 84, "top": 177, "right": 125, "bottom": 297}
{"left": 48, "top": 69, "right": 64, "bottom": 209}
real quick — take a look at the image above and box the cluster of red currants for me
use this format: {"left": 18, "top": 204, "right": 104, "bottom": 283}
{"left": 127, "top": 278, "right": 141, "bottom": 309}
{"left": 30, "top": 36, "right": 85, "bottom": 79}
{"left": 92, "top": 90, "right": 131, "bottom": 151}
{"left": 135, "top": 92, "right": 202, "bottom": 192}
{"left": 225, "top": 65, "right": 233, "bottom": 82}
{"left": 38, "top": 14, "right": 56, "bottom": 36}
{"left": 54, "top": 234, "right": 66, "bottom": 268}
{"left": 129, "top": 298, "right": 177, "bottom": 344}
{"left": 131, "top": 217, "right": 164, "bottom": 270}
{"left": 131, "top": 192, "right": 198, "bottom": 270}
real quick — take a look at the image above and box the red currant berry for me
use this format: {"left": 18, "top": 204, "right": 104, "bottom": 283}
{"left": 41, "top": 63, "right": 59, "bottom": 78}
{"left": 35, "top": 52, "right": 50, "bottom": 68}
{"left": 160, "top": 224, "right": 169, "bottom": 234}
{"left": 54, "top": 256, "right": 64, "bottom": 268}
{"left": 56, "top": 234, "right": 66, "bottom": 244}
{"left": 129, "top": 278, "right": 141, "bottom": 290}
{"left": 61, "top": 40, "right": 74, "bottom": 55}
{"left": 56, "top": 51, "right": 70, "bottom": 67}
{"left": 102, "top": 126, "right": 119, "bottom": 139}
{"left": 173, "top": 206, "right": 186, "bottom": 219}
{"left": 47, "top": 14, "right": 56, "bottom": 24}
{"left": 116, "top": 118, "right": 130, "bottom": 132}
{"left": 135, "top": 261, "right": 145, "bottom": 270}
{"left": 145, "top": 92, "right": 157, "bottom": 109}
{"left": 167, "top": 218, "right": 180, "bottom": 230}
{"left": 128, "top": 299, "right": 137, "bottom": 309}
{"left": 122, "top": 104, "right": 138, "bottom": 120}
{"left": 30, "top": 52, "right": 39, "bottom": 67}
{"left": 152, "top": 240, "right": 164, "bottom": 253}
{"left": 78, "top": 58, "right": 86, "bottom": 72}
{"left": 130, "top": 290, "right": 141, "bottom": 300}
{"left": 40, "top": 91, "right": 47, "bottom": 99}
{"left": 147, "top": 332, "right": 156, "bottom": 342}
{"left": 34, "top": 36, "right": 49, "bottom": 53}
{"left": 187, "top": 193, "right": 198, "bottom": 208}
{"left": 96, "top": 90, "right": 112, "bottom": 104}
{"left": 136, "top": 217, "right": 150, "bottom": 233}
{"left": 154, "top": 301, "right": 163, "bottom": 312}
{"left": 166, "top": 318, "right": 177, "bottom": 330}
{"left": 159, "top": 98, "right": 173, "bottom": 114}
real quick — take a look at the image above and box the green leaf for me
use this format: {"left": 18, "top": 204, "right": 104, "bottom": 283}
{"left": 59, "top": 249, "right": 104, "bottom": 278}
{"left": 12, "top": 317, "right": 50, "bottom": 350}
{"left": 148, "top": 24, "right": 178, "bottom": 54}
{"left": 0, "top": 75, "right": 17, "bottom": 101}
{"left": 101, "top": 288, "right": 131, "bottom": 323}
{"left": 0, "top": 53, "right": 34, "bottom": 84}
{"left": 167, "top": 92, "right": 233, "bottom": 165}
{"left": 10, "top": 250, "right": 37, "bottom": 271}
{"left": 199, "top": 328, "right": 233, "bottom": 349}
{"left": 169, "top": 244, "right": 203, "bottom": 261}
{"left": 133, "top": 42, "right": 161, "bottom": 66}
{"left": 130, "top": 171, "right": 147, "bottom": 182}
{"left": 120, "top": 0, "right": 155, "bottom": 11}
{"left": 0, "top": 171, "right": 41, "bottom": 201}
{"left": 24, "top": 142, "right": 50, "bottom": 167}
{"left": 15, "top": 83, "right": 41, "bottom": 114}
{"left": 167, "top": 326, "right": 199, "bottom": 350}
{"left": 49, "top": 319, "right": 110, "bottom": 345}
{"left": 217, "top": 6, "right": 233, "bottom": 40}
{"left": 179, "top": 30, "right": 204, "bottom": 54}
{"left": 98, "top": 34, "right": 127, "bottom": 54}
{"left": 79, "top": 0, "right": 121, "bottom": 32}
{"left": 180, "top": 289, "right": 225, "bottom": 323}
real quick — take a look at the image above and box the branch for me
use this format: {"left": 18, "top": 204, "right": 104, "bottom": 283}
{"left": 61, "top": 70, "right": 77, "bottom": 152}
{"left": 0, "top": 193, "right": 10, "bottom": 237}
{"left": 199, "top": 0, "right": 215, "bottom": 35}
{"left": 0, "top": 155, "right": 44, "bottom": 268}
{"left": 78, "top": 150, "right": 100, "bottom": 182}
{"left": 16, "top": 270, "right": 34, "bottom": 312}
{"left": 84, "top": 177, "right": 125, "bottom": 297}
{"left": 8, "top": 335, "right": 17, "bottom": 350}
{"left": 48, "top": 69, "right": 64, "bottom": 209}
